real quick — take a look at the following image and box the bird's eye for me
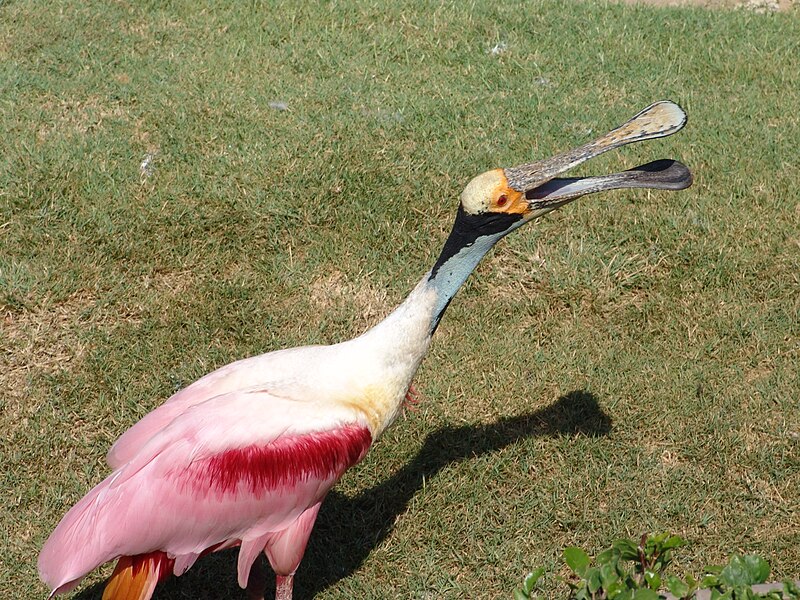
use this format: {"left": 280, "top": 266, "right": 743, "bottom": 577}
{"left": 496, "top": 194, "right": 508, "bottom": 207}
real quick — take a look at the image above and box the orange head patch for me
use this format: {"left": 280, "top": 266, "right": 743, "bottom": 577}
{"left": 460, "top": 168, "right": 528, "bottom": 216}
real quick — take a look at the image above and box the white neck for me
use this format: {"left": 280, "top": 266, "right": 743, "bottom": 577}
{"left": 344, "top": 216, "right": 520, "bottom": 436}
{"left": 344, "top": 277, "right": 437, "bottom": 436}
{"left": 356, "top": 275, "right": 438, "bottom": 368}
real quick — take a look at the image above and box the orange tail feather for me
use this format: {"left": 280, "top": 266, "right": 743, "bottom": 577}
{"left": 102, "top": 552, "right": 173, "bottom": 600}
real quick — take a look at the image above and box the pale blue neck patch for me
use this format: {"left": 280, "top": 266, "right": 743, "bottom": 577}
{"left": 427, "top": 230, "right": 505, "bottom": 333}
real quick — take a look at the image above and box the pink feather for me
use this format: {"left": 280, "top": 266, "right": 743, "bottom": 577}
{"left": 38, "top": 388, "right": 371, "bottom": 596}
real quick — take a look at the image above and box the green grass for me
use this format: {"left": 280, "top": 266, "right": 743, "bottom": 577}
{"left": 1, "top": 1, "right": 798, "bottom": 598}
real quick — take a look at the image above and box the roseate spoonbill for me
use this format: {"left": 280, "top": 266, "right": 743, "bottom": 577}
{"left": 39, "top": 101, "right": 692, "bottom": 600}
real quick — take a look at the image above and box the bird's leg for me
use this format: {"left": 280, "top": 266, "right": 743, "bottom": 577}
{"left": 275, "top": 575, "right": 293, "bottom": 600}
{"left": 403, "top": 382, "right": 421, "bottom": 413}
{"left": 245, "top": 556, "right": 267, "bottom": 600}
{"left": 263, "top": 503, "right": 321, "bottom": 600}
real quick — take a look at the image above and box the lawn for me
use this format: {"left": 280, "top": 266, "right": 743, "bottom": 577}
{"left": 1, "top": 1, "right": 798, "bottom": 598}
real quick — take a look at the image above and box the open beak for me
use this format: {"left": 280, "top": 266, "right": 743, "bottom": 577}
{"left": 504, "top": 101, "right": 693, "bottom": 215}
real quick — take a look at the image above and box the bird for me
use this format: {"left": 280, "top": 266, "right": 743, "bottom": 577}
{"left": 39, "top": 101, "right": 692, "bottom": 600}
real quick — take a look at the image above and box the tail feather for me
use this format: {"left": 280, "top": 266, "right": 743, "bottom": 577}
{"left": 101, "top": 553, "right": 174, "bottom": 600}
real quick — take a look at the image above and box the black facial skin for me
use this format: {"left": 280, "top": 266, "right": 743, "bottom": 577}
{"left": 430, "top": 205, "right": 523, "bottom": 279}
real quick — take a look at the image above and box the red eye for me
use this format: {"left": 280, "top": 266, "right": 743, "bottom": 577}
{"left": 497, "top": 194, "right": 508, "bottom": 207}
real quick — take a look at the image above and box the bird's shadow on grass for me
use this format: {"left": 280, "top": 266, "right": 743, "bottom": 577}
{"left": 73, "top": 390, "right": 610, "bottom": 600}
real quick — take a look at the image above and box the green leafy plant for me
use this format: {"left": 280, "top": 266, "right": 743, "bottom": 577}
{"left": 701, "top": 553, "right": 798, "bottom": 600}
{"left": 515, "top": 534, "right": 800, "bottom": 600}
{"left": 514, "top": 567, "right": 546, "bottom": 600}
{"left": 562, "top": 533, "right": 687, "bottom": 600}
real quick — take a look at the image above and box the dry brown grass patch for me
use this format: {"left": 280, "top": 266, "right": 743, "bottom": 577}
{"left": 308, "top": 270, "right": 392, "bottom": 329}
{"left": 1, "top": 290, "right": 144, "bottom": 421}
{"left": 3, "top": 292, "right": 96, "bottom": 394}
{"left": 619, "top": 0, "right": 796, "bottom": 10}
{"left": 36, "top": 95, "right": 130, "bottom": 142}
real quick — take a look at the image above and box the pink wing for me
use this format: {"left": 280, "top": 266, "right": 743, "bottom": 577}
{"left": 107, "top": 354, "right": 279, "bottom": 469}
{"left": 39, "top": 389, "right": 372, "bottom": 596}
{"left": 106, "top": 348, "right": 327, "bottom": 469}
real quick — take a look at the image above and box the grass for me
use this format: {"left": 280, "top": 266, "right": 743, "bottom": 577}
{"left": 1, "top": 0, "right": 798, "bottom": 598}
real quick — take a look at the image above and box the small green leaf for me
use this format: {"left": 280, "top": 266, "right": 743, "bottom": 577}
{"left": 597, "top": 548, "right": 617, "bottom": 565}
{"left": 606, "top": 580, "right": 625, "bottom": 599}
{"left": 523, "top": 567, "right": 546, "bottom": 593}
{"left": 632, "top": 589, "right": 659, "bottom": 600}
{"left": 742, "top": 554, "right": 770, "bottom": 584}
{"left": 738, "top": 584, "right": 759, "bottom": 600}
{"left": 653, "top": 558, "right": 669, "bottom": 574}
{"left": 721, "top": 554, "right": 752, "bottom": 587}
{"left": 513, "top": 589, "right": 528, "bottom": 600}
{"left": 651, "top": 532, "right": 670, "bottom": 546}
{"left": 783, "top": 579, "right": 800, "bottom": 598}
{"left": 600, "top": 560, "right": 620, "bottom": 587}
{"left": 586, "top": 567, "right": 602, "bottom": 594}
{"left": 644, "top": 570, "right": 661, "bottom": 591}
{"left": 613, "top": 539, "right": 640, "bottom": 561}
{"left": 564, "top": 547, "right": 591, "bottom": 577}
{"left": 666, "top": 575, "right": 690, "bottom": 598}
{"left": 662, "top": 535, "right": 687, "bottom": 551}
